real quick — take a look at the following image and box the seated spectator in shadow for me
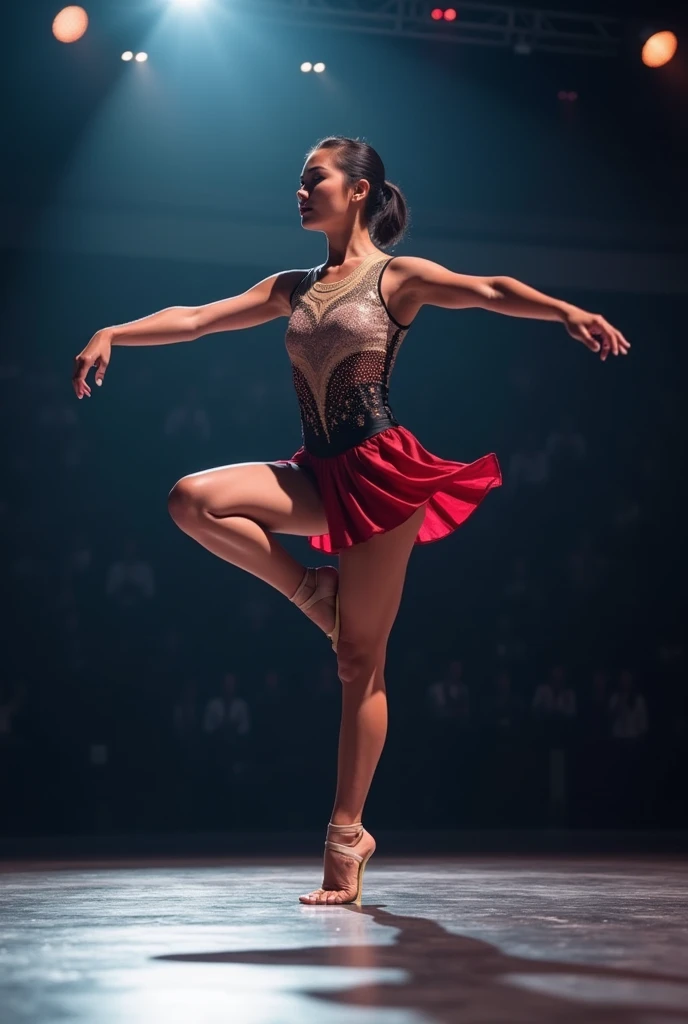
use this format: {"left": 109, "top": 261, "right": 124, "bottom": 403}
{"left": 253, "top": 669, "right": 294, "bottom": 754}
{"left": 105, "top": 538, "right": 156, "bottom": 610}
{"left": 203, "top": 671, "right": 252, "bottom": 779}
{"left": 532, "top": 665, "right": 577, "bottom": 718}
{"left": 173, "top": 677, "right": 201, "bottom": 750}
{"left": 171, "top": 677, "right": 202, "bottom": 820}
{"left": 608, "top": 669, "right": 650, "bottom": 826}
{"left": 610, "top": 669, "right": 648, "bottom": 741}
{"left": 655, "top": 638, "right": 686, "bottom": 740}
{"left": 482, "top": 670, "right": 525, "bottom": 734}
{"left": 531, "top": 664, "right": 577, "bottom": 741}
{"left": 426, "top": 659, "right": 472, "bottom": 732}
{"left": 163, "top": 385, "right": 212, "bottom": 444}
{"left": 579, "top": 668, "right": 612, "bottom": 741}
{"left": 574, "top": 667, "right": 614, "bottom": 823}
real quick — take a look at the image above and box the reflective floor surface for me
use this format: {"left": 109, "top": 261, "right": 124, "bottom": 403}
{"left": 1, "top": 855, "right": 687, "bottom": 1023}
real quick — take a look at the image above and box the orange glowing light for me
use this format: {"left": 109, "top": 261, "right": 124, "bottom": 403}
{"left": 52, "top": 6, "right": 89, "bottom": 44}
{"left": 641, "top": 31, "right": 678, "bottom": 68}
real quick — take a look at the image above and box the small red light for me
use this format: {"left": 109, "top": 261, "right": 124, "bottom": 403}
{"left": 444, "top": 8, "right": 457, "bottom": 20}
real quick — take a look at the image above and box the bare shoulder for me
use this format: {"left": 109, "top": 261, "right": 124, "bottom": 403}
{"left": 273, "top": 268, "right": 312, "bottom": 317}
{"left": 387, "top": 255, "right": 444, "bottom": 288}
{"left": 384, "top": 255, "right": 435, "bottom": 303}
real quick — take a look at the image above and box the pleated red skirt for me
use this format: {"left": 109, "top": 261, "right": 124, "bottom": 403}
{"left": 275, "top": 424, "right": 502, "bottom": 554}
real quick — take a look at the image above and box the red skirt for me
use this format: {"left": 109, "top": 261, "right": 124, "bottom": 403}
{"left": 274, "top": 424, "right": 502, "bottom": 554}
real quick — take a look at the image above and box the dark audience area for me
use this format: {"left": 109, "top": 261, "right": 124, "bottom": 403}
{"left": 1, "top": 269, "right": 685, "bottom": 837}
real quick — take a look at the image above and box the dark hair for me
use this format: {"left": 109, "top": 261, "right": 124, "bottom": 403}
{"left": 306, "top": 135, "right": 410, "bottom": 250}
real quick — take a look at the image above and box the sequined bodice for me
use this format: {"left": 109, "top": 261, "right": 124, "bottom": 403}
{"left": 285, "top": 252, "right": 411, "bottom": 457}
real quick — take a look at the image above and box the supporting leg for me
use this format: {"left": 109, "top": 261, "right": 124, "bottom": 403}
{"left": 299, "top": 504, "right": 427, "bottom": 904}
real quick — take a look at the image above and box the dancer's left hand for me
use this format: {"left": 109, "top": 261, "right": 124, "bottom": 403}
{"left": 563, "top": 307, "right": 631, "bottom": 361}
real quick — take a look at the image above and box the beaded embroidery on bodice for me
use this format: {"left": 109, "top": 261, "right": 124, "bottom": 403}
{"left": 285, "top": 252, "right": 411, "bottom": 457}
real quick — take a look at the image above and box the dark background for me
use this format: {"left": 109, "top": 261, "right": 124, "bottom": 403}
{"left": 1, "top": 0, "right": 686, "bottom": 841}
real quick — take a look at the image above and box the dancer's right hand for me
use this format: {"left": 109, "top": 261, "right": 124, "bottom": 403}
{"left": 72, "top": 331, "right": 112, "bottom": 399}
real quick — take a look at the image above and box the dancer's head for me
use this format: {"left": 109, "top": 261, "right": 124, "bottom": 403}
{"left": 297, "top": 136, "right": 409, "bottom": 250}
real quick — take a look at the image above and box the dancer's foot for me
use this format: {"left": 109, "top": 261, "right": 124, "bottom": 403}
{"left": 290, "top": 566, "right": 338, "bottom": 637}
{"left": 299, "top": 823, "right": 376, "bottom": 905}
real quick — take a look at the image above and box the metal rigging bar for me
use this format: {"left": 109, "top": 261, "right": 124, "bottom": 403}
{"left": 242, "top": 0, "right": 622, "bottom": 57}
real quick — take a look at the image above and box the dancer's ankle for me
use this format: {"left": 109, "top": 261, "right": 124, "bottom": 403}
{"left": 289, "top": 566, "right": 313, "bottom": 605}
{"left": 329, "top": 814, "right": 363, "bottom": 828}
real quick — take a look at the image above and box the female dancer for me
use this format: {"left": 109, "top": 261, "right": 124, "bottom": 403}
{"left": 72, "top": 135, "right": 630, "bottom": 905}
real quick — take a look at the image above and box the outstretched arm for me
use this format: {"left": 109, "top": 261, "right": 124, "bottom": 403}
{"left": 71, "top": 270, "right": 300, "bottom": 399}
{"left": 401, "top": 257, "right": 631, "bottom": 361}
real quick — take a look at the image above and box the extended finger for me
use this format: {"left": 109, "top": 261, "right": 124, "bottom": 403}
{"left": 580, "top": 327, "right": 600, "bottom": 353}
{"left": 598, "top": 333, "right": 611, "bottom": 360}
{"left": 603, "top": 321, "right": 629, "bottom": 356}
{"left": 608, "top": 325, "right": 619, "bottom": 356}
{"left": 72, "top": 358, "right": 92, "bottom": 398}
{"left": 73, "top": 355, "right": 90, "bottom": 382}
{"left": 593, "top": 322, "right": 614, "bottom": 360}
{"left": 94, "top": 359, "right": 108, "bottom": 385}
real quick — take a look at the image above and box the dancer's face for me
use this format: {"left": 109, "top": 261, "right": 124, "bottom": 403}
{"left": 296, "top": 149, "right": 370, "bottom": 231}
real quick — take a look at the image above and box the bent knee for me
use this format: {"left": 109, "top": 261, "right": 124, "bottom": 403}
{"left": 167, "top": 476, "right": 206, "bottom": 523}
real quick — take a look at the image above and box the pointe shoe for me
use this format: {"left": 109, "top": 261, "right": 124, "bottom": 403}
{"left": 299, "top": 822, "right": 376, "bottom": 906}
{"left": 290, "top": 566, "right": 340, "bottom": 653}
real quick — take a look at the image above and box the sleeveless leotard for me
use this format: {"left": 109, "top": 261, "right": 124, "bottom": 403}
{"left": 285, "top": 252, "right": 411, "bottom": 457}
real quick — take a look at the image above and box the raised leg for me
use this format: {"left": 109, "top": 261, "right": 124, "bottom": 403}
{"left": 167, "top": 460, "right": 335, "bottom": 633}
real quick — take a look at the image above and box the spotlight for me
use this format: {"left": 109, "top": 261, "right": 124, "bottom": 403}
{"left": 52, "top": 5, "right": 88, "bottom": 44}
{"left": 313, "top": 62, "right": 326, "bottom": 73}
{"left": 300, "top": 62, "right": 313, "bottom": 72}
{"left": 135, "top": 52, "right": 148, "bottom": 62}
{"left": 121, "top": 51, "right": 134, "bottom": 61}
{"left": 641, "top": 29, "right": 678, "bottom": 68}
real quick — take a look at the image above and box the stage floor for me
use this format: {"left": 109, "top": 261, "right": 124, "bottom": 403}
{"left": 1, "top": 855, "right": 687, "bottom": 1023}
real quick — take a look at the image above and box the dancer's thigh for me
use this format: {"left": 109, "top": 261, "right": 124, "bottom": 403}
{"left": 337, "top": 504, "right": 427, "bottom": 659}
{"left": 168, "top": 460, "right": 328, "bottom": 537}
